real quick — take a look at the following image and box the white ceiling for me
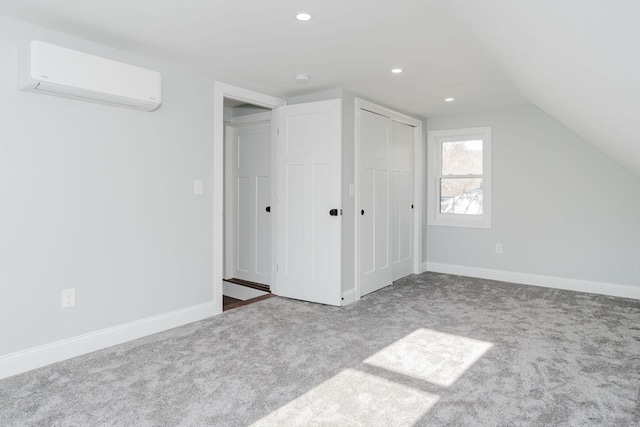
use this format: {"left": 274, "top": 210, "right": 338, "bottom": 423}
{"left": 1, "top": 0, "right": 638, "bottom": 175}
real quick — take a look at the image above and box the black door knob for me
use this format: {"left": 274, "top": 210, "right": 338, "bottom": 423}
{"left": 329, "top": 209, "right": 338, "bottom": 216}
{"left": 361, "top": 209, "right": 365, "bottom": 215}
{"left": 266, "top": 206, "right": 270, "bottom": 212}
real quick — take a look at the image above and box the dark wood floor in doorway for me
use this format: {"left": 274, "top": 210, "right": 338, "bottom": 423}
{"left": 223, "top": 294, "right": 275, "bottom": 312}
{"left": 223, "top": 295, "right": 242, "bottom": 307}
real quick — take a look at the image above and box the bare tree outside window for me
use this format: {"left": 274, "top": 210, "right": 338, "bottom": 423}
{"left": 440, "top": 140, "right": 483, "bottom": 215}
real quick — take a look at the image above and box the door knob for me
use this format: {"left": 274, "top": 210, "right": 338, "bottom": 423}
{"left": 266, "top": 206, "right": 270, "bottom": 212}
{"left": 329, "top": 209, "right": 338, "bottom": 216}
{"left": 361, "top": 209, "right": 365, "bottom": 215}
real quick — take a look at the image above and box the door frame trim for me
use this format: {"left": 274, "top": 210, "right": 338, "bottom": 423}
{"left": 229, "top": 111, "right": 272, "bottom": 126}
{"left": 354, "top": 98, "right": 423, "bottom": 301}
{"left": 214, "top": 82, "right": 286, "bottom": 314}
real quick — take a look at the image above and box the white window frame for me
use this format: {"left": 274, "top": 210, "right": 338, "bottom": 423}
{"left": 427, "top": 126, "right": 492, "bottom": 229}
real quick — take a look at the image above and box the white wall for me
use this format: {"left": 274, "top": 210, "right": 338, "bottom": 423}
{"left": 340, "top": 91, "right": 357, "bottom": 296}
{"left": 426, "top": 106, "right": 640, "bottom": 294}
{"left": 0, "top": 16, "right": 216, "bottom": 356}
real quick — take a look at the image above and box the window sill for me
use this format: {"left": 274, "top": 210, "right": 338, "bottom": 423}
{"left": 428, "top": 215, "right": 491, "bottom": 229}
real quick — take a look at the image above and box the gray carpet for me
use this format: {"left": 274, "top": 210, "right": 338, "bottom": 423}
{"left": 1, "top": 272, "right": 639, "bottom": 426}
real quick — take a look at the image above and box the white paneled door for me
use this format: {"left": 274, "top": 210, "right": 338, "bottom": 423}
{"left": 391, "top": 120, "right": 414, "bottom": 281}
{"left": 360, "top": 110, "right": 392, "bottom": 296}
{"left": 360, "top": 110, "right": 414, "bottom": 296}
{"left": 276, "top": 99, "right": 342, "bottom": 306}
{"left": 228, "top": 121, "right": 271, "bottom": 285}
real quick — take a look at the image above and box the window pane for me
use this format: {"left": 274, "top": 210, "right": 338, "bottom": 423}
{"left": 442, "top": 140, "right": 482, "bottom": 175}
{"left": 440, "top": 178, "right": 483, "bottom": 215}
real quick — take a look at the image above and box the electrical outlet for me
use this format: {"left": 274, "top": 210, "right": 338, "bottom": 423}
{"left": 495, "top": 243, "right": 503, "bottom": 254}
{"left": 61, "top": 288, "right": 75, "bottom": 309}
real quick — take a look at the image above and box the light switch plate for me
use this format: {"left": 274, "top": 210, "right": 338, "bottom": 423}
{"left": 193, "top": 180, "right": 203, "bottom": 195}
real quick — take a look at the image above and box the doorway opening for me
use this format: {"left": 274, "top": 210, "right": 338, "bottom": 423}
{"left": 222, "top": 99, "right": 273, "bottom": 310}
{"left": 214, "top": 83, "right": 286, "bottom": 314}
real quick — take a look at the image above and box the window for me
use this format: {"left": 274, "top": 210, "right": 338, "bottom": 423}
{"left": 427, "top": 127, "right": 491, "bottom": 228}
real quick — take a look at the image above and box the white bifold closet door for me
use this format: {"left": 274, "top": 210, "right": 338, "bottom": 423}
{"left": 360, "top": 110, "right": 414, "bottom": 297}
{"left": 228, "top": 121, "right": 271, "bottom": 285}
{"left": 360, "top": 110, "right": 392, "bottom": 296}
{"left": 275, "top": 99, "right": 342, "bottom": 306}
{"left": 390, "top": 120, "right": 414, "bottom": 281}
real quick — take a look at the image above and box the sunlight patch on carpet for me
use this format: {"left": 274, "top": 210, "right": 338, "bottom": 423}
{"left": 364, "top": 328, "right": 493, "bottom": 387}
{"left": 250, "top": 369, "right": 439, "bottom": 427}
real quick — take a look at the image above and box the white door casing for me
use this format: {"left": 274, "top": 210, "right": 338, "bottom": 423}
{"left": 275, "top": 99, "right": 342, "bottom": 306}
{"left": 225, "top": 119, "right": 271, "bottom": 285}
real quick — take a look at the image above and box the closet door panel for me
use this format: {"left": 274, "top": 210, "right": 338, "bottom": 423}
{"left": 360, "top": 110, "right": 392, "bottom": 296}
{"left": 391, "top": 120, "right": 414, "bottom": 281}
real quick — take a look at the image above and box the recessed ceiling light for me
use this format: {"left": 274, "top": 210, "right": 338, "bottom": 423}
{"left": 391, "top": 68, "right": 403, "bottom": 74}
{"left": 445, "top": 98, "right": 455, "bottom": 102}
{"left": 296, "top": 13, "right": 311, "bottom": 21}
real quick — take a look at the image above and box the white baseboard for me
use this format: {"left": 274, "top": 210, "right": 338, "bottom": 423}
{"left": 223, "top": 281, "right": 268, "bottom": 300}
{"left": 0, "top": 301, "right": 217, "bottom": 380}
{"left": 342, "top": 289, "right": 356, "bottom": 306}
{"left": 421, "top": 261, "right": 429, "bottom": 274}
{"left": 423, "top": 262, "right": 639, "bottom": 300}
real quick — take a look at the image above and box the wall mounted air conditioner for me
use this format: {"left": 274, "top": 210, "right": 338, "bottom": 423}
{"left": 18, "top": 40, "right": 162, "bottom": 112}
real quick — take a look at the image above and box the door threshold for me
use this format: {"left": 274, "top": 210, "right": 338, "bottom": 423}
{"left": 224, "top": 278, "right": 270, "bottom": 293}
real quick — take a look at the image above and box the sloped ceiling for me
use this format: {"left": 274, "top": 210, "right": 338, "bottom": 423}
{"left": 1, "top": 1, "right": 638, "bottom": 175}
{"left": 447, "top": 1, "right": 640, "bottom": 176}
